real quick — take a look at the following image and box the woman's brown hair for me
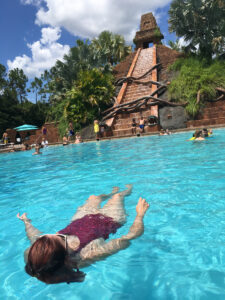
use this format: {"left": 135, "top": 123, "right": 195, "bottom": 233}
{"left": 25, "top": 236, "right": 66, "bottom": 282}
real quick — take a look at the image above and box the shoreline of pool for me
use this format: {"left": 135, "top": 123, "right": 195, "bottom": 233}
{"left": 1, "top": 123, "right": 224, "bottom": 154}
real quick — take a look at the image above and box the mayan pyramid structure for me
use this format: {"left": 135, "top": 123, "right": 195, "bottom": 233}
{"left": 102, "top": 13, "right": 225, "bottom": 136}
{"left": 104, "top": 13, "right": 170, "bottom": 136}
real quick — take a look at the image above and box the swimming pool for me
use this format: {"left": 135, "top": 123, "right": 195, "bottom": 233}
{"left": 1, "top": 129, "right": 225, "bottom": 300}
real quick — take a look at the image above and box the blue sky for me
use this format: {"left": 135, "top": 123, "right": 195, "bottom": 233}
{"left": 0, "top": 0, "right": 176, "bottom": 82}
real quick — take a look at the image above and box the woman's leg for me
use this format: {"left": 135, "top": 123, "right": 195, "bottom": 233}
{"left": 100, "top": 184, "right": 132, "bottom": 225}
{"left": 71, "top": 187, "right": 120, "bottom": 221}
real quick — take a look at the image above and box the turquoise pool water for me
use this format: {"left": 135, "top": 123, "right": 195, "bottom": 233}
{"left": 1, "top": 130, "right": 225, "bottom": 300}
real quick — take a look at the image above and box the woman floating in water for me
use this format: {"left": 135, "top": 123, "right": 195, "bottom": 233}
{"left": 17, "top": 185, "right": 149, "bottom": 284}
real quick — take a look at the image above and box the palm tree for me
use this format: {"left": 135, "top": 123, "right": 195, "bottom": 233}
{"left": 92, "top": 31, "right": 131, "bottom": 65}
{"left": 169, "top": 0, "right": 225, "bottom": 58}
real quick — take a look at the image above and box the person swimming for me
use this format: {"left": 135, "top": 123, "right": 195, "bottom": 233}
{"left": 17, "top": 185, "right": 149, "bottom": 284}
{"left": 74, "top": 132, "right": 82, "bottom": 144}
{"left": 193, "top": 130, "right": 205, "bottom": 141}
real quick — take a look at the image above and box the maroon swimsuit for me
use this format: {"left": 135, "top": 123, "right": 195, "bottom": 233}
{"left": 58, "top": 214, "right": 121, "bottom": 252}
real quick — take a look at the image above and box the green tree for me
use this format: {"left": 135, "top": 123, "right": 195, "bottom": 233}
{"left": 57, "top": 68, "right": 114, "bottom": 135}
{"left": 0, "top": 64, "right": 23, "bottom": 135}
{"left": 50, "top": 40, "right": 93, "bottom": 92}
{"left": 169, "top": 0, "right": 225, "bottom": 58}
{"left": 168, "top": 58, "right": 225, "bottom": 117}
{"left": 0, "top": 64, "right": 7, "bottom": 90}
{"left": 168, "top": 39, "right": 184, "bottom": 52}
{"left": 0, "top": 64, "right": 49, "bottom": 136}
{"left": 8, "top": 68, "right": 28, "bottom": 103}
{"left": 92, "top": 31, "right": 131, "bottom": 66}
{"left": 20, "top": 100, "right": 49, "bottom": 127}
{"left": 30, "top": 77, "right": 44, "bottom": 104}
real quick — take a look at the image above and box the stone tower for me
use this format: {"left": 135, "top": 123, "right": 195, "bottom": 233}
{"left": 133, "top": 12, "right": 164, "bottom": 49}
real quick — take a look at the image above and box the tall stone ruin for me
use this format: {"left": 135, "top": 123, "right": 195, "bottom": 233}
{"left": 133, "top": 12, "right": 164, "bottom": 49}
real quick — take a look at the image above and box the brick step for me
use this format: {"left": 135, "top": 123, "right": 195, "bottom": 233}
{"left": 125, "top": 88, "right": 151, "bottom": 94}
{"left": 187, "top": 117, "right": 225, "bottom": 127}
{"left": 112, "top": 125, "right": 160, "bottom": 137}
{"left": 112, "top": 128, "right": 133, "bottom": 137}
{"left": 202, "top": 107, "right": 225, "bottom": 114}
{"left": 206, "top": 101, "right": 225, "bottom": 108}
{"left": 124, "top": 92, "right": 151, "bottom": 99}
{"left": 114, "top": 124, "right": 134, "bottom": 130}
{"left": 113, "top": 118, "right": 155, "bottom": 130}
{"left": 116, "top": 111, "right": 155, "bottom": 120}
{"left": 196, "top": 111, "right": 225, "bottom": 120}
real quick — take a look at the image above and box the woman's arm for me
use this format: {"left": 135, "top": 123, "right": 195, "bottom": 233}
{"left": 122, "top": 197, "right": 149, "bottom": 240}
{"left": 17, "top": 213, "right": 42, "bottom": 244}
{"left": 79, "top": 198, "right": 149, "bottom": 267}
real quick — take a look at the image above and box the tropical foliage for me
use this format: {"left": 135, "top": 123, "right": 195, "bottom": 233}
{"left": 168, "top": 58, "right": 225, "bottom": 117}
{"left": 49, "top": 69, "right": 114, "bottom": 135}
{"left": 169, "top": 0, "right": 225, "bottom": 58}
{"left": 168, "top": 39, "right": 185, "bottom": 52}
{"left": 91, "top": 31, "right": 131, "bottom": 66}
{"left": 0, "top": 64, "right": 49, "bottom": 136}
{"left": 0, "top": 30, "right": 131, "bottom": 137}
{"left": 45, "top": 31, "right": 130, "bottom": 135}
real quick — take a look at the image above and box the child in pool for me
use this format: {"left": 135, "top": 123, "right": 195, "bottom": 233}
{"left": 17, "top": 185, "right": 149, "bottom": 284}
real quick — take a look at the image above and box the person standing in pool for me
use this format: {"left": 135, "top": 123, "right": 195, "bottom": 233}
{"left": 94, "top": 120, "right": 100, "bottom": 140}
{"left": 17, "top": 185, "right": 149, "bottom": 284}
{"left": 42, "top": 126, "right": 47, "bottom": 136}
{"left": 32, "top": 143, "right": 42, "bottom": 155}
{"left": 2, "top": 131, "right": 9, "bottom": 144}
{"left": 68, "top": 121, "right": 75, "bottom": 141}
{"left": 131, "top": 118, "right": 137, "bottom": 135}
{"left": 139, "top": 117, "right": 145, "bottom": 133}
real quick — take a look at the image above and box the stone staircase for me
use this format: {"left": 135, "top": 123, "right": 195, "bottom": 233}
{"left": 187, "top": 101, "right": 225, "bottom": 127}
{"left": 111, "top": 47, "right": 160, "bottom": 137}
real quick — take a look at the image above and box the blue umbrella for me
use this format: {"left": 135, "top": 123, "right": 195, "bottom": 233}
{"left": 14, "top": 124, "right": 38, "bottom": 131}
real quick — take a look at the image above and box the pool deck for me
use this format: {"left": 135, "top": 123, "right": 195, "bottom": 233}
{"left": 1, "top": 124, "right": 224, "bottom": 154}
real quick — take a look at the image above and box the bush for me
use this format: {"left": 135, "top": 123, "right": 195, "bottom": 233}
{"left": 168, "top": 57, "right": 225, "bottom": 117}
{"left": 57, "top": 68, "right": 114, "bottom": 136}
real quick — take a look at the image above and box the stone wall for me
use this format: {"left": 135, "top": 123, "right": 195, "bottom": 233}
{"left": 140, "top": 12, "right": 157, "bottom": 31}
{"left": 157, "top": 45, "right": 184, "bottom": 102}
{"left": 6, "top": 122, "right": 60, "bottom": 145}
{"left": 157, "top": 45, "right": 183, "bottom": 81}
{"left": 113, "top": 51, "right": 137, "bottom": 80}
{"left": 159, "top": 106, "right": 187, "bottom": 130}
{"left": 187, "top": 100, "right": 225, "bottom": 127}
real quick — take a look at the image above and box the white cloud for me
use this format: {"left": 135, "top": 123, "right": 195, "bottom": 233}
{"left": 40, "top": 27, "right": 61, "bottom": 44}
{"left": 7, "top": 27, "right": 70, "bottom": 78}
{"left": 179, "top": 37, "right": 189, "bottom": 48}
{"left": 30, "top": 0, "right": 171, "bottom": 42}
{"left": 20, "top": 0, "right": 42, "bottom": 6}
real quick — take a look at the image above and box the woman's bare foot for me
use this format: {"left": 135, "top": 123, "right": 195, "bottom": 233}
{"left": 120, "top": 184, "right": 133, "bottom": 196}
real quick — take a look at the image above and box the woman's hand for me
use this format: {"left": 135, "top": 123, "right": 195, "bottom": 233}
{"left": 17, "top": 213, "right": 30, "bottom": 223}
{"left": 136, "top": 197, "right": 150, "bottom": 217}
